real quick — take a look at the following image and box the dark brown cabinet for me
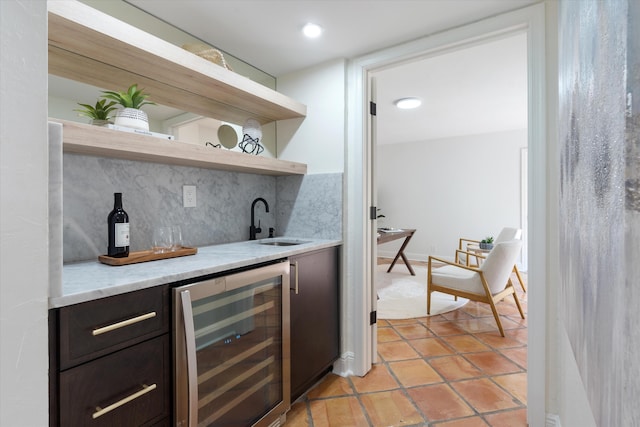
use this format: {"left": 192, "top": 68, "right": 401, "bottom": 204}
{"left": 48, "top": 246, "right": 340, "bottom": 425}
{"left": 50, "top": 286, "right": 170, "bottom": 427}
{"left": 289, "top": 246, "right": 340, "bottom": 401}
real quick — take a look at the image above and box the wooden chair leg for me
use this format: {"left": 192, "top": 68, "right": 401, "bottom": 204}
{"left": 512, "top": 291, "right": 525, "bottom": 319}
{"left": 513, "top": 265, "right": 527, "bottom": 292}
{"left": 487, "top": 299, "right": 505, "bottom": 337}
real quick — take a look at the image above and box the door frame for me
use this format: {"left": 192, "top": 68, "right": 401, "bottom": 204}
{"left": 343, "top": 3, "right": 547, "bottom": 426}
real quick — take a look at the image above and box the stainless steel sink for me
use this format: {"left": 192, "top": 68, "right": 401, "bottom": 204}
{"left": 257, "top": 239, "right": 309, "bottom": 246}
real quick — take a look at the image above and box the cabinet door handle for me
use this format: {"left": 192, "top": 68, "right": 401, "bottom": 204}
{"left": 291, "top": 261, "right": 299, "bottom": 294}
{"left": 92, "top": 311, "right": 157, "bottom": 336}
{"left": 92, "top": 383, "right": 157, "bottom": 419}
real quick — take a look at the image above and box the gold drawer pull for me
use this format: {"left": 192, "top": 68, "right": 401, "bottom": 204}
{"left": 92, "top": 311, "right": 157, "bottom": 336}
{"left": 92, "top": 383, "right": 157, "bottom": 419}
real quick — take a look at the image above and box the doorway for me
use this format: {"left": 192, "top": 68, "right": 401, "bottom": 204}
{"left": 372, "top": 32, "right": 529, "bottom": 268}
{"left": 344, "top": 4, "right": 547, "bottom": 426}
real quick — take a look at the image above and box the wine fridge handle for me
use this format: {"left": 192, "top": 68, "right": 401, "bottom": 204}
{"left": 180, "top": 290, "right": 198, "bottom": 427}
{"left": 291, "top": 261, "right": 299, "bottom": 294}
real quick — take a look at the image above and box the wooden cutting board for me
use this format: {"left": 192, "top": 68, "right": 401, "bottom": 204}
{"left": 98, "top": 246, "right": 197, "bottom": 266}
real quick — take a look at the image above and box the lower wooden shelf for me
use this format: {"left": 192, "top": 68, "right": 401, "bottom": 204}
{"left": 51, "top": 119, "right": 307, "bottom": 176}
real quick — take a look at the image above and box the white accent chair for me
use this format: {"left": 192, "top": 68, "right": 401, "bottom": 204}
{"left": 428, "top": 239, "right": 525, "bottom": 337}
{"left": 455, "top": 227, "right": 526, "bottom": 292}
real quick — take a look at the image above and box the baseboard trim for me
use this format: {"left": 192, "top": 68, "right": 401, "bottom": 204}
{"left": 546, "top": 414, "right": 561, "bottom": 427}
{"left": 332, "top": 351, "right": 355, "bottom": 377}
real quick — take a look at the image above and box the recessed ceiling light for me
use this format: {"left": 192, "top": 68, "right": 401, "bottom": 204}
{"left": 394, "top": 97, "right": 422, "bottom": 109}
{"left": 302, "top": 23, "right": 323, "bottom": 38}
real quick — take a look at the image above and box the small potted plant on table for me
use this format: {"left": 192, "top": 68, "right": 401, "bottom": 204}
{"left": 101, "top": 83, "right": 156, "bottom": 131}
{"left": 479, "top": 236, "right": 494, "bottom": 250}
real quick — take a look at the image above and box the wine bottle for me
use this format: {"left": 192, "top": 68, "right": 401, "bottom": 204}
{"left": 107, "top": 192, "right": 130, "bottom": 257}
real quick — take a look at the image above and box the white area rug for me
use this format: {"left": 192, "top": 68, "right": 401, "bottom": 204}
{"left": 376, "top": 264, "right": 468, "bottom": 319}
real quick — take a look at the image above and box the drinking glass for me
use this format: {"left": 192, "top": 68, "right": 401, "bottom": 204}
{"left": 171, "top": 226, "right": 183, "bottom": 251}
{"left": 153, "top": 226, "right": 173, "bottom": 254}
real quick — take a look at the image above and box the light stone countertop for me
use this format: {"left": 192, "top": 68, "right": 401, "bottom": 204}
{"left": 52, "top": 237, "right": 341, "bottom": 308}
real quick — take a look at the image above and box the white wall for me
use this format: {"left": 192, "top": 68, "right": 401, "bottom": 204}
{"left": 377, "top": 129, "right": 526, "bottom": 263}
{"left": 0, "top": 1, "right": 50, "bottom": 425}
{"left": 276, "top": 59, "right": 346, "bottom": 174}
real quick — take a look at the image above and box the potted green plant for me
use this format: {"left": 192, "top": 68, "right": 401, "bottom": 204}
{"left": 101, "top": 84, "right": 156, "bottom": 131}
{"left": 479, "top": 236, "right": 494, "bottom": 250}
{"left": 74, "top": 99, "right": 118, "bottom": 126}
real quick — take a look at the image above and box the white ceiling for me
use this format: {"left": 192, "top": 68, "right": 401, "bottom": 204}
{"left": 126, "top": 0, "right": 533, "bottom": 145}
{"left": 127, "top": 0, "right": 535, "bottom": 78}
{"left": 53, "top": 1, "right": 534, "bottom": 145}
{"left": 374, "top": 32, "right": 528, "bottom": 144}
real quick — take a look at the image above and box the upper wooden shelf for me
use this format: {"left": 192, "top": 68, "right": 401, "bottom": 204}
{"left": 52, "top": 119, "right": 307, "bottom": 176}
{"left": 48, "top": 1, "right": 307, "bottom": 126}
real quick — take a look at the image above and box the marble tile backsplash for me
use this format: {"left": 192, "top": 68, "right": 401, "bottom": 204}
{"left": 63, "top": 153, "right": 342, "bottom": 263}
{"left": 277, "top": 173, "right": 343, "bottom": 240}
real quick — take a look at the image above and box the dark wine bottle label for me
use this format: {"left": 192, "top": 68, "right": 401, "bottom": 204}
{"left": 115, "top": 223, "right": 130, "bottom": 247}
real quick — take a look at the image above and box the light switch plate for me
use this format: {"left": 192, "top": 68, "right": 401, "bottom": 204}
{"left": 183, "top": 185, "right": 196, "bottom": 207}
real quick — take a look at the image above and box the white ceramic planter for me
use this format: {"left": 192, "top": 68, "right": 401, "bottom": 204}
{"left": 114, "top": 108, "right": 149, "bottom": 131}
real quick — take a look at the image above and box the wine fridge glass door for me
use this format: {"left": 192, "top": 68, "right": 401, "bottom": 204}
{"left": 174, "top": 261, "right": 290, "bottom": 427}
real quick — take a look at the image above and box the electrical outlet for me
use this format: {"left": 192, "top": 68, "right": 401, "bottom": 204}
{"left": 183, "top": 185, "right": 196, "bottom": 208}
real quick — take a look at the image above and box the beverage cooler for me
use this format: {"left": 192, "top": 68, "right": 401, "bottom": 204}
{"left": 173, "top": 261, "right": 290, "bottom": 427}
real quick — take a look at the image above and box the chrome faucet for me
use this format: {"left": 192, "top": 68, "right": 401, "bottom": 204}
{"left": 249, "top": 197, "right": 270, "bottom": 240}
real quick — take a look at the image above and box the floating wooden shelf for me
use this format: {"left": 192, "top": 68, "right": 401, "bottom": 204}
{"left": 52, "top": 119, "right": 307, "bottom": 176}
{"left": 48, "top": 0, "right": 307, "bottom": 126}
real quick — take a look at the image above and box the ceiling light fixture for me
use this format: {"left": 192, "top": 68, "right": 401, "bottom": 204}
{"left": 394, "top": 97, "right": 422, "bottom": 109}
{"left": 302, "top": 23, "right": 323, "bottom": 38}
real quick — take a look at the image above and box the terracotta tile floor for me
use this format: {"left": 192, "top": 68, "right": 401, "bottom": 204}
{"left": 284, "top": 261, "right": 527, "bottom": 427}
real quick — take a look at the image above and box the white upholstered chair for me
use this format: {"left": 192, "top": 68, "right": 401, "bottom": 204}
{"left": 455, "top": 227, "right": 526, "bottom": 292}
{"left": 428, "top": 239, "right": 525, "bottom": 337}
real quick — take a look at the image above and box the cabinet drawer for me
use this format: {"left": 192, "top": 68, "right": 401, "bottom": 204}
{"left": 59, "top": 336, "right": 170, "bottom": 427}
{"left": 58, "top": 286, "right": 168, "bottom": 370}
